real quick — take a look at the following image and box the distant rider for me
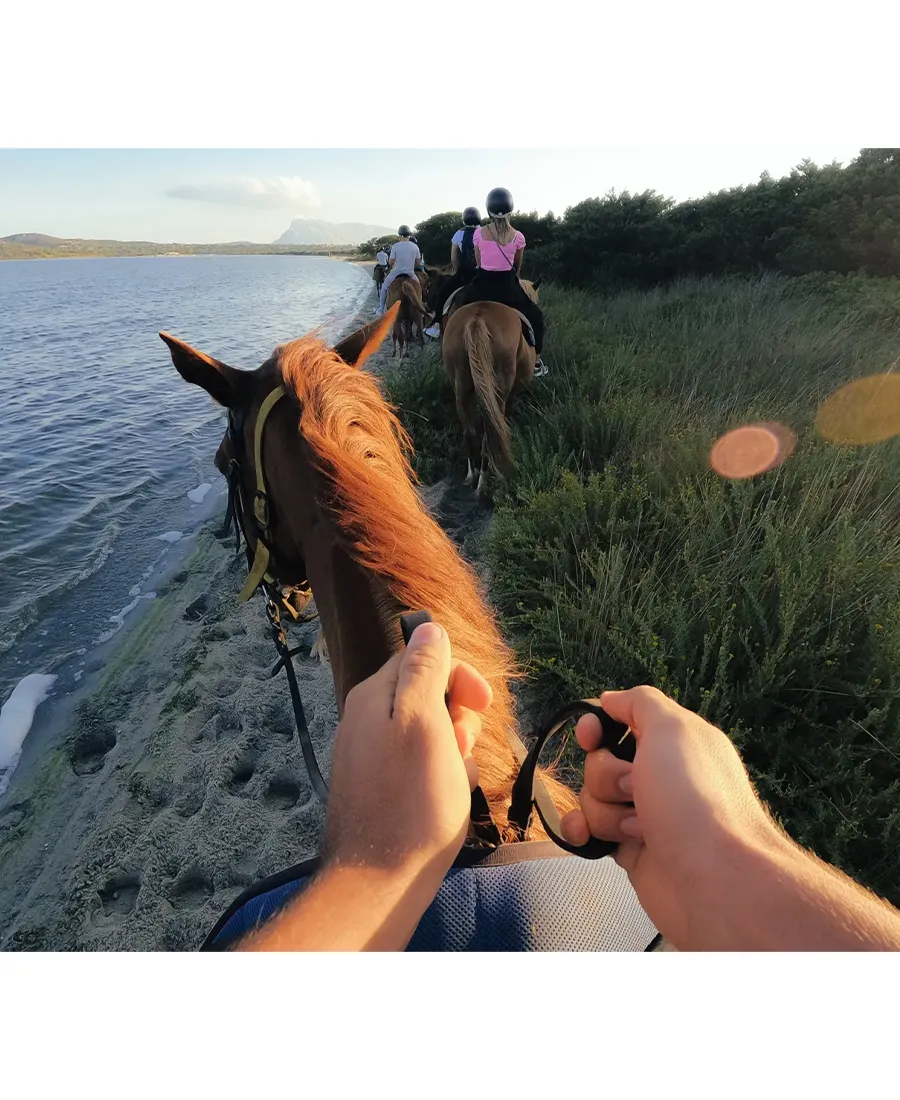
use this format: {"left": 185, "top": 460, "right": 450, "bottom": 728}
{"left": 376, "top": 226, "right": 423, "bottom": 316}
{"left": 374, "top": 245, "right": 389, "bottom": 289}
{"left": 424, "top": 206, "right": 481, "bottom": 339}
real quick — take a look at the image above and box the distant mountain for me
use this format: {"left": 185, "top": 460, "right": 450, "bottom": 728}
{"left": 2, "top": 233, "right": 68, "bottom": 246}
{"left": 275, "top": 218, "right": 394, "bottom": 247}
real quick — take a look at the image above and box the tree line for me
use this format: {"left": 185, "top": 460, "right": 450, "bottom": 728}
{"left": 359, "top": 149, "right": 900, "bottom": 290}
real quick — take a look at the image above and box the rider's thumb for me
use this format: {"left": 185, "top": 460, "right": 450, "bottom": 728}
{"left": 395, "top": 621, "right": 451, "bottom": 723}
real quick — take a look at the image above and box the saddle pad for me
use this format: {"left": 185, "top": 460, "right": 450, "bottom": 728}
{"left": 203, "top": 842, "right": 659, "bottom": 952}
{"left": 442, "top": 291, "right": 535, "bottom": 348}
{"left": 442, "top": 286, "right": 466, "bottom": 315}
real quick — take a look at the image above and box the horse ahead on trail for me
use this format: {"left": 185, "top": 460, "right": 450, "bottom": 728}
{"left": 442, "top": 278, "right": 542, "bottom": 498}
{"left": 385, "top": 274, "right": 426, "bottom": 357}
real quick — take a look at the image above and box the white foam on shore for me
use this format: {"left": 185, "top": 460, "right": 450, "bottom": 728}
{"left": 158, "top": 531, "right": 184, "bottom": 543}
{"left": 0, "top": 673, "right": 57, "bottom": 797}
{"left": 95, "top": 592, "right": 157, "bottom": 645}
{"left": 187, "top": 483, "right": 212, "bottom": 504}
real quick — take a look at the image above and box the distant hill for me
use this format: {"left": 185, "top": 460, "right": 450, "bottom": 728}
{"left": 275, "top": 218, "right": 394, "bottom": 247}
{"left": 1, "top": 233, "right": 63, "bottom": 246}
{"left": 0, "top": 233, "right": 361, "bottom": 262}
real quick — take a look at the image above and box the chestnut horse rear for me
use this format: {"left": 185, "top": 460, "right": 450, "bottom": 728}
{"left": 442, "top": 294, "right": 537, "bottom": 497}
{"left": 385, "top": 275, "right": 425, "bottom": 358}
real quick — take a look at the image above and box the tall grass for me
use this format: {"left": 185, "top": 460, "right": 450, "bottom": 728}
{"left": 385, "top": 275, "right": 900, "bottom": 902}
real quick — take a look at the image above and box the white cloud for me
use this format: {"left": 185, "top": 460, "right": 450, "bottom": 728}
{"left": 166, "top": 176, "right": 321, "bottom": 211}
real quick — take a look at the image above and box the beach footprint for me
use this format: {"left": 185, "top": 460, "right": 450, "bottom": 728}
{"left": 183, "top": 593, "right": 211, "bottom": 622}
{"left": 169, "top": 869, "right": 214, "bottom": 910}
{"left": 96, "top": 872, "right": 142, "bottom": 919}
{"left": 227, "top": 748, "right": 258, "bottom": 793}
{"left": 263, "top": 772, "right": 305, "bottom": 811}
{"left": 0, "top": 800, "right": 30, "bottom": 832}
{"left": 67, "top": 723, "right": 117, "bottom": 776}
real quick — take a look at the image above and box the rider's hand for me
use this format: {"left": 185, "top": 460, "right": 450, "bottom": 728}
{"left": 560, "top": 686, "right": 789, "bottom": 950}
{"left": 323, "top": 621, "right": 491, "bottom": 895}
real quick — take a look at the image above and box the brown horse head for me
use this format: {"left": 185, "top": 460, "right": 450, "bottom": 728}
{"left": 520, "top": 275, "right": 542, "bottom": 303}
{"left": 160, "top": 311, "right": 577, "bottom": 838}
{"left": 159, "top": 309, "right": 398, "bottom": 598}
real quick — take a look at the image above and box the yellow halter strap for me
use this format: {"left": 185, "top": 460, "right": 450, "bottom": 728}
{"left": 238, "top": 384, "right": 286, "bottom": 602}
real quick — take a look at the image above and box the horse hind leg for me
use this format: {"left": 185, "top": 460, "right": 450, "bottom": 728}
{"left": 310, "top": 628, "right": 329, "bottom": 663}
{"left": 465, "top": 451, "right": 477, "bottom": 486}
{"left": 476, "top": 431, "right": 491, "bottom": 501}
{"left": 457, "top": 390, "right": 479, "bottom": 486}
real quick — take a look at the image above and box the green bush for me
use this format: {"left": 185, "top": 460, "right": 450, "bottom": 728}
{"left": 358, "top": 234, "right": 399, "bottom": 259}
{"left": 387, "top": 274, "right": 900, "bottom": 903}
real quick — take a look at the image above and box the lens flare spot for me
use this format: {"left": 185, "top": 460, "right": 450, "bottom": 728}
{"left": 815, "top": 374, "right": 900, "bottom": 446}
{"left": 709, "top": 422, "right": 796, "bottom": 480}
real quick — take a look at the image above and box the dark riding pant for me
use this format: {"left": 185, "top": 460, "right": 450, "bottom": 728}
{"left": 463, "top": 269, "right": 545, "bottom": 354}
{"left": 433, "top": 268, "right": 475, "bottom": 322}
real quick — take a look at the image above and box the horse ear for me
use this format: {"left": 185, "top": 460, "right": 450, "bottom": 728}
{"left": 159, "top": 332, "right": 252, "bottom": 407}
{"left": 332, "top": 303, "right": 399, "bottom": 369}
{"left": 532, "top": 275, "right": 543, "bottom": 290}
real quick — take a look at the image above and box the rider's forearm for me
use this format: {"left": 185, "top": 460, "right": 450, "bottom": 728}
{"left": 690, "top": 829, "right": 900, "bottom": 951}
{"left": 237, "top": 863, "right": 433, "bottom": 951}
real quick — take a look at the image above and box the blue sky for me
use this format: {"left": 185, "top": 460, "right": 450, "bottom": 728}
{"left": 0, "top": 147, "right": 863, "bottom": 243}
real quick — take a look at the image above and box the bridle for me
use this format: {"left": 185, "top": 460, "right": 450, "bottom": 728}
{"left": 218, "top": 386, "right": 637, "bottom": 859}
{"left": 219, "top": 385, "right": 329, "bottom": 803}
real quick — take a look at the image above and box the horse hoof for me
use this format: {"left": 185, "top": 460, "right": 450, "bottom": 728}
{"left": 310, "top": 631, "right": 330, "bottom": 664}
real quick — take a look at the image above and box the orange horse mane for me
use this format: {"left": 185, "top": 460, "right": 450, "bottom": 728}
{"left": 275, "top": 335, "right": 577, "bottom": 828}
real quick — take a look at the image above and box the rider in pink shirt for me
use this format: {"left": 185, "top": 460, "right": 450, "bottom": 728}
{"left": 473, "top": 226, "right": 526, "bottom": 270}
{"left": 462, "top": 188, "right": 546, "bottom": 375}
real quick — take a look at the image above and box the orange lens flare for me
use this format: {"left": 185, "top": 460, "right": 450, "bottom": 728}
{"left": 815, "top": 374, "right": 900, "bottom": 446}
{"left": 709, "top": 422, "right": 797, "bottom": 480}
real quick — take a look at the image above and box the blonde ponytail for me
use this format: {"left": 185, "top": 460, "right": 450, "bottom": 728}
{"left": 490, "top": 213, "right": 515, "bottom": 246}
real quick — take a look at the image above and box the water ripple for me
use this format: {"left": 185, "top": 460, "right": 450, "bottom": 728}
{"left": 0, "top": 254, "right": 371, "bottom": 700}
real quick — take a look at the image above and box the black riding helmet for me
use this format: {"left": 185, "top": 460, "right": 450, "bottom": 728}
{"left": 462, "top": 206, "right": 481, "bottom": 226}
{"left": 398, "top": 224, "right": 411, "bottom": 237}
{"left": 486, "top": 188, "right": 513, "bottom": 217}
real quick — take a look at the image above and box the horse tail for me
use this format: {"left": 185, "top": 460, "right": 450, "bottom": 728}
{"left": 400, "top": 275, "right": 421, "bottom": 317}
{"left": 464, "top": 313, "right": 513, "bottom": 474}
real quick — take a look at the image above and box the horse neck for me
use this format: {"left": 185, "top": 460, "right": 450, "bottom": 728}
{"left": 259, "top": 384, "right": 580, "bottom": 834}
{"left": 263, "top": 407, "right": 398, "bottom": 713}
{"left": 304, "top": 515, "right": 399, "bottom": 713}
